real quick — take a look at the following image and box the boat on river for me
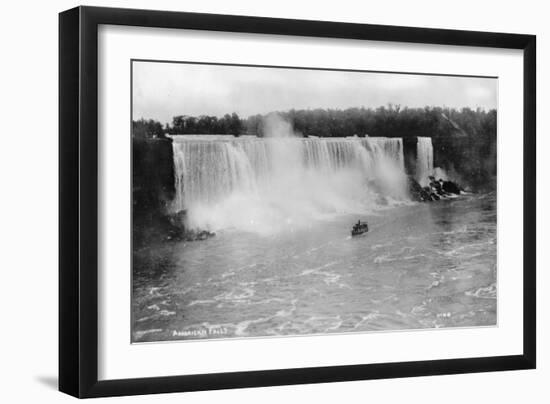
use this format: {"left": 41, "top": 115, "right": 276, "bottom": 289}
{"left": 351, "top": 220, "right": 369, "bottom": 236}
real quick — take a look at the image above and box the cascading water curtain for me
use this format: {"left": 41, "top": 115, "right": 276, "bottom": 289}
{"left": 171, "top": 135, "right": 409, "bottom": 232}
{"left": 416, "top": 137, "right": 434, "bottom": 186}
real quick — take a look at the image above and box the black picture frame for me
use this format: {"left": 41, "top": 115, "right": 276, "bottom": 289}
{"left": 59, "top": 5, "right": 536, "bottom": 398}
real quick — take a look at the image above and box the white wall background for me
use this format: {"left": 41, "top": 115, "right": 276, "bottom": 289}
{"left": 0, "top": 0, "right": 546, "bottom": 402}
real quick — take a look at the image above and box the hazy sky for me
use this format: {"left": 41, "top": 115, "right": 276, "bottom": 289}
{"left": 133, "top": 61, "right": 497, "bottom": 124}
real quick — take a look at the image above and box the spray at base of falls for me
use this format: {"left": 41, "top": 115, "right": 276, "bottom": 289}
{"left": 171, "top": 136, "right": 411, "bottom": 235}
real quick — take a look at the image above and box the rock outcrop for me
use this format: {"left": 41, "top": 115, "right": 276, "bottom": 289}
{"left": 408, "top": 175, "right": 464, "bottom": 202}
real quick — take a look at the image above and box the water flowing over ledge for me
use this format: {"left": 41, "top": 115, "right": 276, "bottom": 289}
{"left": 416, "top": 137, "right": 434, "bottom": 186}
{"left": 171, "top": 135, "right": 419, "bottom": 234}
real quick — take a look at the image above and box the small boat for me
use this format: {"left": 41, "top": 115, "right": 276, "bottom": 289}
{"left": 351, "top": 220, "right": 369, "bottom": 236}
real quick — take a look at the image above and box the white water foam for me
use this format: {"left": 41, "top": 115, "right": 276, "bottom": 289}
{"left": 171, "top": 122, "right": 409, "bottom": 234}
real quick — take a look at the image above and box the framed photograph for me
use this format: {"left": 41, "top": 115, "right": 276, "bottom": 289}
{"left": 59, "top": 6, "right": 536, "bottom": 398}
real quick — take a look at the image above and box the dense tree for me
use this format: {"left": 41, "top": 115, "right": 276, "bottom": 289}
{"left": 132, "top": 119, "right": 164, "bottom": 139}
{"left": 164, "top": 113, "right": 245, "bottom": 135}
{"left": 134, "top": 106, "right": 496, "bottom": 141}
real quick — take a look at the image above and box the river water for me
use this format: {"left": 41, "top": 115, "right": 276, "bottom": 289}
{"left": 132, "top": 192, "right": 496, "bottom": 342}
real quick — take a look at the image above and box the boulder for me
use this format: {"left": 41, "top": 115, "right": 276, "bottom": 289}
{"left": 407, "top": 176, "right": 432, "bottom": 202}
{"left": 430, "top": 178, "right": 445, "bottom": 196}
{"left": 442, "top": 180, "right": 462, "bottom": 195}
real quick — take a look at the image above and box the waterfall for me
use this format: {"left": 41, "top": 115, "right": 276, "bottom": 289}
{"left": 416, "top": 137, "right": 434, "bottom": 186}
{"left": 171, "top": 135, "right": 408, "bottom": 234}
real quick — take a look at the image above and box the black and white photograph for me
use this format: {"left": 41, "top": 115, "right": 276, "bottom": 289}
{"left": 1, "top": 0, "right": 544, "bottom": 401}
{"left": 131, "top": 60, "right": 497, "bottom": 343}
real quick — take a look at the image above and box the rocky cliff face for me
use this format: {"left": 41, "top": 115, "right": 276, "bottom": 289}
{"left": 133, "top": 137, "right": 175, "bottom": 214}
{"left": 132, "top": 137, "right": 175, "bottom": 246}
